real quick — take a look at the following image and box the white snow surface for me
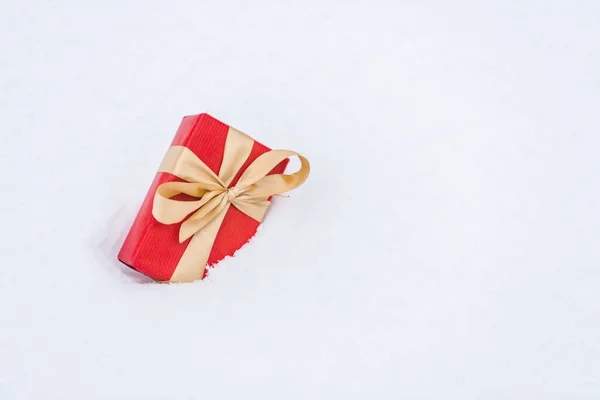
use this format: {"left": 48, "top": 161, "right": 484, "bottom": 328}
{"left": 1, "top": 1, "right": 599, "bottom": 399}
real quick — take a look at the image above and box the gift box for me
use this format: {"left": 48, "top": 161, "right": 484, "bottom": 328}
{"left": 118, "top": 113, "right": 309, "bottom": 282}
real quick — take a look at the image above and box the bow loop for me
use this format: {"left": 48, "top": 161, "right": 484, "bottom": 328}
{"left": 158, "top": 146, "right": 225, "bottom": 188}
{"left": 236, "top": 151, "right": 310, "bottom": 199}
{"left": 152, "top": 181, "right": 217, "bottom": 224}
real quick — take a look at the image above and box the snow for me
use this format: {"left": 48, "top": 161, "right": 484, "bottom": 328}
{"left": 1, "top": 1, "right": 599, "bottom": 399}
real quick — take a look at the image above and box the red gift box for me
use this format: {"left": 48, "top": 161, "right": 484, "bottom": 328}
{"left": 118, "top": 113, "right": 302, "bottom": 282}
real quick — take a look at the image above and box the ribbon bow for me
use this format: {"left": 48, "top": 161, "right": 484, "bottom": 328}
{"left": 152, "top": 127, "right": 310, "bottom": 282}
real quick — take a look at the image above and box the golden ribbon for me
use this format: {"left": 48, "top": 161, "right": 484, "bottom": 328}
{"left": 152, "top": 127, "right": 310, "bottom": 282}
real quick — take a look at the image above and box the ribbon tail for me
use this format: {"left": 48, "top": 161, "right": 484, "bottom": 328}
{"left": 169, "top": 204, "right": 230, "bottom": 282}
{"left": 178, "top": 192, "right": 228, "bottom": 242}
{"left": 232, "top": 198, "right": 271, "bottom": 223}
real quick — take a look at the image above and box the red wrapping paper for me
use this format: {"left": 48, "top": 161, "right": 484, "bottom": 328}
{"left": 118, "top": 113, "right": 288, "bottom": 281}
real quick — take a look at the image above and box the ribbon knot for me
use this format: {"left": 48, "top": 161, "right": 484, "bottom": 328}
{"left": 226, "top": 187, "right": 243, "bottom": 201}
{"left": 150, "top": 127, "right": 310, "bottom": 282}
